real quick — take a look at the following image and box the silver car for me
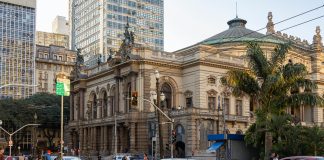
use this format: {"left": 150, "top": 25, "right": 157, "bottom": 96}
{"left": 280, "top": 156, "right": 324, "bottom": 160}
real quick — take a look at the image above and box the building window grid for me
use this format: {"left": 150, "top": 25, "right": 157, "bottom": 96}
{"left": 0, "top": 2, "right": 35, "bottom": 99}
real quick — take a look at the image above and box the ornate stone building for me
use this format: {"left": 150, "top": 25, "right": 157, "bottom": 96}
{"left": 35, "top": 45, "right": 76, "bottom": 93}
{"left": 68, "top": 13, "right": 324, "bottom": 158}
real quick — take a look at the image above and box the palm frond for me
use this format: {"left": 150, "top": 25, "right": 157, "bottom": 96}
{"left": 246, "top": 42, "right": 270, "bottom": 79}
{"left": 286, "top": 92, "right": 324, "bottom": 108}
{"left": 283, "top": 63, "right": 308, "bottom": 82}
{"left": 270, "top": 43, "right": 290, "bottom": 71}
{"left": 221, "top": 70, "right": 260, "bottom": 97}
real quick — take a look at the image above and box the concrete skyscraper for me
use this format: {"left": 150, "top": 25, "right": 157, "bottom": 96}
{"left": 69, "top": 0, "right": 164, "bottom": 66}
{"left": 52, "top": 16, "right": 69, "bottom": 35}
{"left": 0, "top": 0, "right": 36, "bottom": 99}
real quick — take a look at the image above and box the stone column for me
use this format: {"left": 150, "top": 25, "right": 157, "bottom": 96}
{"left": 90, "top": 127, "right": 94, "bottom": 151}
{"left": 103, "top": 126, "right": 108, "bottom": 153}
{"left": 111, "top": 126, "right": 116, "bottom": 153}
{"left": 93, "top": 127, "right": 97, "bottom": 151}
{"left": 82, "top": 127, "right": 88, "bottom": 150}
{"left": 79, "top": 128, "right": 83, "bottom": 154}
{"left": 100, "top": 126, "right": 104, "bottom": 152}
{"left": 185, "top": 118, "right": 197, "bottom": 157}
{"left": 80, "top": 90, "right": 84, "bottom": 119}
{"left": 70, "top": 92, "right": 74, "bottom": 121}
{"left": 130, "top": 123, "right": 136, "bottom": 152}
{"left": 119, "top": 127, "right": 124, "bottom": 152}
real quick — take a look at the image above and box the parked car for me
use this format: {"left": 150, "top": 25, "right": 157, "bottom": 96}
{"left": 48, "top": 155, "right": 82, "bottom": 160}
{"left": 4, "top": 156, "right": 19, "bottom": 160}
{"left": 161, "top": 159, "right": 196, "bottom": 160}
{"left": 113, "top": 154, "right": 133, "bottom": 160}
{"left": 280, "top": 156, "right": 324, "bottom": 160}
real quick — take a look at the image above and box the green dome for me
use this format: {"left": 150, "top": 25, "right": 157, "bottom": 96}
{"left": 201, "top": 17, "right": 284, "bottom": 45}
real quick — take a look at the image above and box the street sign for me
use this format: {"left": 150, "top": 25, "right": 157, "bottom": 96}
{"left": 56, "top": 77, "right": 70, "bottom": 96}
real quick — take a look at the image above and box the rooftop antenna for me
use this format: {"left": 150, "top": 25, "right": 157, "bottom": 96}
{"left": 236, "top": 1, "right": 238, "bottom": 18}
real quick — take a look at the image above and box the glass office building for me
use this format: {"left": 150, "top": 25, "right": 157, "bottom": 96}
{"left": 0, "top": 0, "right": 36, "bottom": 99}
{"left": 69, "top": 0, "right": 164, "bottom": 65}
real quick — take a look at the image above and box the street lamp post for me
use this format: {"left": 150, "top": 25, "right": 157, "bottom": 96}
{"left": 33, "top": 113, "right": 38, "bottom": 157}
{"left": 0, "top": 120, "right": 40, "bottom": 157}
{"left": 136, "top": 97, "right": 174, "bottom": 158}
{"left": 155, "top": 70, "right": 164, "bottom": 159}
{"left": 18, "top": 146, "right": 21, "bottom": 155}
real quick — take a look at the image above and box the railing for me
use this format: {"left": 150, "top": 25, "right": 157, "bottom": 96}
{"left": 169, "top": 107, "right": 249, "bottom": 122}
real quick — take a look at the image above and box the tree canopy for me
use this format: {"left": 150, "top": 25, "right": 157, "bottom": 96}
{"left": 0, "top": 92, "right": 70, "bottom": 130}
{"left": 221, "top": 42, "right": 324, "bottom": 158}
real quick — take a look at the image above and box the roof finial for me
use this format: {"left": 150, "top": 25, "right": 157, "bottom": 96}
{"left": 236, "top": 1, "right": 238, "bottom": 18}
{"left": 266, "top": 12, "right": 275, "bottom": 35}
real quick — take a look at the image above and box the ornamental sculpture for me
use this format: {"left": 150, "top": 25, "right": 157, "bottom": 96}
{"left": 108, "top": 17, "right": 135, "bottom": 66}
{"left": 266, "top": 12, "right": 275, "bottom": 35}
{"left": 313, "top": 26, "right": 323, "bottom": 52}
{"left": 71, "top": 48, "right": 85, "bottom": 80}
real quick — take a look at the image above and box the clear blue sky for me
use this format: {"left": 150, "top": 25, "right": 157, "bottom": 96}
{"left": 36, "top": 0, "right": 324, "bottom": 52}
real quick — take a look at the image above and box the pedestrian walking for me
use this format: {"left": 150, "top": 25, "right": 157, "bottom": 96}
{"left": 143, "top": 153, "right": 148, "bottom": 160}
{"left": 44, "top": 150, "right": 51, "bottom": 160}
{"left": 0, "top": 147, "right": 4, "bottom": 160}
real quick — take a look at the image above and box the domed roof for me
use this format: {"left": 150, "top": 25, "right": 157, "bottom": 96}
{"left": 201, "top": 17, "right": 283, "bottom": 45}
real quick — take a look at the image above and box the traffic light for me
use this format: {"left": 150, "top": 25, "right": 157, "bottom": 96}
{"left": 165, "top": 143, "right": 170, "bottom": 151}
{"left": 131, "top": 91, "right": 138, "bottom": 106}
{"left": 171, "top": 130, "right": 176, "bottom": 144}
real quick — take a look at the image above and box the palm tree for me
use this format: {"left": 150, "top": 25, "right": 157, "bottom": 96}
{"left": 221, "top": 41, "right": 323, "bottom": 159}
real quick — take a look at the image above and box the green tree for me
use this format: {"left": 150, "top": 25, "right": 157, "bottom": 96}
{"left": 0, "top": 93, "right": 70, "bottom": 149}
{"left": 221, "top": 42, "right": 323, "bottom": 159}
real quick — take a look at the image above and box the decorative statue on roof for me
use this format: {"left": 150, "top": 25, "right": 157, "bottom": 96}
{"left": 107, "top": 17, "right": 135, "bottom": 66}
{"left": 119, "top": 17, "right": 135, "bottom": 61}
{"left": 313, "top": 26, "right": 323, "bottom": 52}
{"left": 71, "top": 48, "right": 84, "bottom": 80}
{"left": 266, "top": 12, "right": 275, "bottom": 35}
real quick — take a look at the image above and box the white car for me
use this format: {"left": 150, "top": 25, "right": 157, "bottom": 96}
{"left": 113, "top": 155, "right": 133, "bottom": 160}
{"left": 280, "top": 156, "right": 324, "bottom": 160}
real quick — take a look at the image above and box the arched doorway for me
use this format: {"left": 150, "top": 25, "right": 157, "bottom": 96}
{"left": 175, "top": 141, "right": 186, "bottom": 158}
{"left": 174, "top": 125, "right": 185, "bottom": 158}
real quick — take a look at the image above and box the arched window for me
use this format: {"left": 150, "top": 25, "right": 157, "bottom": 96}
{"left": 235, "top": 99, "right": 243, "bottom": 116}
{"left": 176, "top": 124, "right": 185, "bottom": 142}
{"left": 207, "top": 89, "right": 217, "bottom": 110}
{"left": 108, "top": 86, "right": 115, "bottom": 116}
{"left": 236, "top": 130, "right": 243, "bottom": 135}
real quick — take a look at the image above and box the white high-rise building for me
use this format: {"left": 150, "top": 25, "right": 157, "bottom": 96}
{"left": 0, "top": 0, "right": 36, "bottom": 99}
{"left": 52, "top": 16, "right": 69, "bottom": 35}
{"left": 69, "top": 0, "right": 164, "bottom": 66}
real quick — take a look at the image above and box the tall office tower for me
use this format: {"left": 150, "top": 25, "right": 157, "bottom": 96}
{"left": 52, "top": 16, "right": 69, "bottom": 35}
{"left": 0, "top": 0, "right": 36, "bottom": 99}
{"left": 69, "top": 0, "right": 164, "bottom": 65}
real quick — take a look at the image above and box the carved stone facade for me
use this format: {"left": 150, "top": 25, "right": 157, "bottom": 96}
{"left": 36, "top": 45, "right": 77, "bottom": 93}
{"left": 67, "top": 12, "right": 324, "bottom": 158}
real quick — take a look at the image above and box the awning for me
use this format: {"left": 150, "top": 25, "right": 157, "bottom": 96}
{"left": 206, "top": 142, "right": 224, "bottom": 153}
